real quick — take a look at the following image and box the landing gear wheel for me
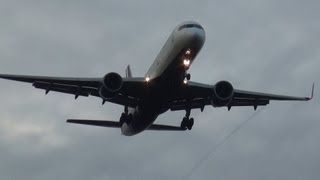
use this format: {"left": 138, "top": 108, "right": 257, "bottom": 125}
{"left": 186, "top": 73, "right": 191, "bottom": 80}
{"left": 186, "top": 118, "right": 194, "bottom": 130}
{"left": 127, "top": 114, "right": 133, "bottom": 124}
{"left": 120, "top": 113, "right": 126, "bottom": 125}
{"left": 181, "top": 117, "right": 188, "bottom": 129}
{"left": 181, "top": 108, "right": 193, "bottom": 130}
{"left": 120, "top": 113, "right": 132, "bottom": 125}
{"left": 180, "top": 117, "right": 194, "bottom": 130}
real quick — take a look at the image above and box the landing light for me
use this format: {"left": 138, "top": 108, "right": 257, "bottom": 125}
{"left": 183, "top": 79, "right": 188, "bottom": 84}
{"left": 145, "top": 77, "right": 150, "bottom": 82}
{"left": 186, "top": 49, "right": 191, "bottom": 55}
{"left": 183, "top": 59, "right": 190, "bottom": 67}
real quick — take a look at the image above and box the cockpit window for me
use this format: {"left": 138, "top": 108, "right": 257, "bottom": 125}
{"left": 178, "top": 24, "right": 203, "bottom": 31}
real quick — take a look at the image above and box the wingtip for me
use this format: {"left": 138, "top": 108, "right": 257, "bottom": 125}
{"left": 307, "top": 83, "right": 315, "bottom": 101}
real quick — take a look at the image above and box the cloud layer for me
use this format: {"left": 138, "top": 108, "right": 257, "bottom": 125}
{"left": 0, "top": 0, "right": 319, "bottom": 179}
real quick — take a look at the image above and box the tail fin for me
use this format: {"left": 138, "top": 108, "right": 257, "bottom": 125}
{"left": 125, "top": 65, "right": 132, "bottom": 78}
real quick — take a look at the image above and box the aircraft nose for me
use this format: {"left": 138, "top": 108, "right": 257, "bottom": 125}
{"left": 193, "top": 29, "right": 205, "bottom": 43}
{"left": 186, "top": 28, "right": 206, "bottom": 47}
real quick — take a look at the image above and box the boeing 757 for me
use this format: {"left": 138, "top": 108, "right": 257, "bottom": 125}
{"left": 0, "top": 21, "right": 314, "bottom": 136}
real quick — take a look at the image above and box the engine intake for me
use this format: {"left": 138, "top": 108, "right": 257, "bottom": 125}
{"left": 211, "top": 81, "right": 234, "bottom": 107}
{"left": 99, "top": 72, "right": 123, "bottom": 99}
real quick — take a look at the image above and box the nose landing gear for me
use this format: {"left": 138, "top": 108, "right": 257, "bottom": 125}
{"left": 185, "top": 73, "right": 191, "bottom": 81}
{"left": 183, "top": 73, "right": 191, "bottom": 85}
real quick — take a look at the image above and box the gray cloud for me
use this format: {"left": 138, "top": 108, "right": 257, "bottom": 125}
{"left": 0, "top": 0, "right": 319, "bottom": 179}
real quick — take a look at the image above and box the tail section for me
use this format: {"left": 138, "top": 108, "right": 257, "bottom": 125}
{"left": 125, "top": 65, "right": 132, "bottom": 78}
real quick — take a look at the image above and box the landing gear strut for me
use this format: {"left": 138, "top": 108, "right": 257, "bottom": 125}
{"left": 183, "top": 73, "right": 191, "bottom": 85}
{"left": 185, "top": 73, "right": 191, "bottom": 81}
{"left": 180, "top": 108, "right": 194, "bottom": 130}
{"left": 119, "top": 113, "right": 126, "bottom": 125}
{"left": 120, "top": 106, "right": 132, "bottom": 125}
{"left": 120, "top": 113, "right": 132, "bottom": 125}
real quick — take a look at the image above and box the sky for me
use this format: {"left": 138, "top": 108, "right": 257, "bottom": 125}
{"left": 0, "top": 0, "right": 319, "bottom": 179}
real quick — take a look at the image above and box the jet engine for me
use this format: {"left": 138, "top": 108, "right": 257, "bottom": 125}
{"left": 211, "top": 81, "right": 234, "bottom": 107}
{"left": 99, "top": 72, "right": 123, "bottom": 99}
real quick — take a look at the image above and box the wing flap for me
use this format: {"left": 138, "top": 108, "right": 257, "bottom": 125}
{"left": 170, "top": 97, "right": 270, "bottom": 111}
{"left": 233, "top": 89, "right": 310, "bottom": 101}
{"left": 33, "top": 81, "right": 97, "bottom": 97}
{"left": 0, "top": 74, "right": 101, "bottom": 87}
{"left": 170, "top": 98, "right": 208, "bottom": 111}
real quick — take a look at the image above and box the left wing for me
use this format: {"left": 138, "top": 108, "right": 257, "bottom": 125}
{"left": 170, "top": 81, "right": 313, "bottom": 111}
{"left": 0, "top": 74, "right": 146, "bottom": 107}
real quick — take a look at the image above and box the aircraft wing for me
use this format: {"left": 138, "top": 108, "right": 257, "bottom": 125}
{"left": 170, "top": 81, "right": 313, "bottom": 111}
{"left": 0, "top": 74, "right": 146, "bottom": 107}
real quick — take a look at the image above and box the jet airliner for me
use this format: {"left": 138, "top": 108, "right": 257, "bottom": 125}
{"left": 0, "top": 21, "right": 314, "bottom": 136}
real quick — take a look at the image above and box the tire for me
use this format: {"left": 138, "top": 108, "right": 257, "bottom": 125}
{"left": 187, "top": 118, "right": 194, "bottom": 130}
{"left": 186, "top": 73, "right": 191, "bottom": 80}
{"left": 181, "top": 117, "right": 188, "bottom": 129}
{"left": 120, "top": 113, "right": 126, "bottom": 125}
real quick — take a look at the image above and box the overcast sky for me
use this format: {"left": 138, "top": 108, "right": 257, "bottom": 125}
{"left": 0, "top": 0, "right": 319, "bottom": 180}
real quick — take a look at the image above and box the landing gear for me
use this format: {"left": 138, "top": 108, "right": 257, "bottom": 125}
{"left": 120, "top": 106, "right": 132, "bottom": 125}
{"left": 120, "top": 113, "right": 126, "bottom": 125}
{"left": 185, "top": 73, "right": 191, "bottom": 80}
{"left": 181, "top": 117, "right": 194, "bottom": 130}
{"left": 180, "top": 108, "right": 194, "bottom": 130}
{"left": 183, "top": 73, "right": 191, "bottom": 85}
{"left": 119, "top": 112, "right": 132, "bottom": 125}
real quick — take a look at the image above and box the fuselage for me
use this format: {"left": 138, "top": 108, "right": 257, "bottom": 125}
{"left": 121, "top": 21, "right": 206, "bottom": 136}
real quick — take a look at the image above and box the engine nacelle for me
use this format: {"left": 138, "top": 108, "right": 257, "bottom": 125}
{"left": 99, "top": 72, "right": 123, "bottom": 99}
{"left": 211, "top": 81, "right": 234, "bottom": 107}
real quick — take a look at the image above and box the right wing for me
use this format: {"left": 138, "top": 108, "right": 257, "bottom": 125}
{"left": 0, "top": 74, "right": 147, "bottom": 107}
{"left": 170, "top": 81, "right": 313, "bottom": 111}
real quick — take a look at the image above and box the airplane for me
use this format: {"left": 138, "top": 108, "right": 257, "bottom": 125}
{"left": 0, "top": 21, "right": 314, "bottom": 136}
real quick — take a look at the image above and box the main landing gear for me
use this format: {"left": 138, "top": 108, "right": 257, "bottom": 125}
{"left": 180, "top": 108, "right": 194, "bottom": 130}
{"left": 120, "top": 106, "right": 132, "bottom": 125}
{"left": 120, "top": 112, "right": 132, "bottom": 125}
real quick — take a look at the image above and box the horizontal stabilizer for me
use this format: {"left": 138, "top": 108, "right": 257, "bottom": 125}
{"left": 148, "top": 124, "right": 186, "bottom": 131}
{"left": 67, "top": 119, "right": 186, "bottom": 131}
{"left": 67, "top": 119, "right": 121, "bottom": 128}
